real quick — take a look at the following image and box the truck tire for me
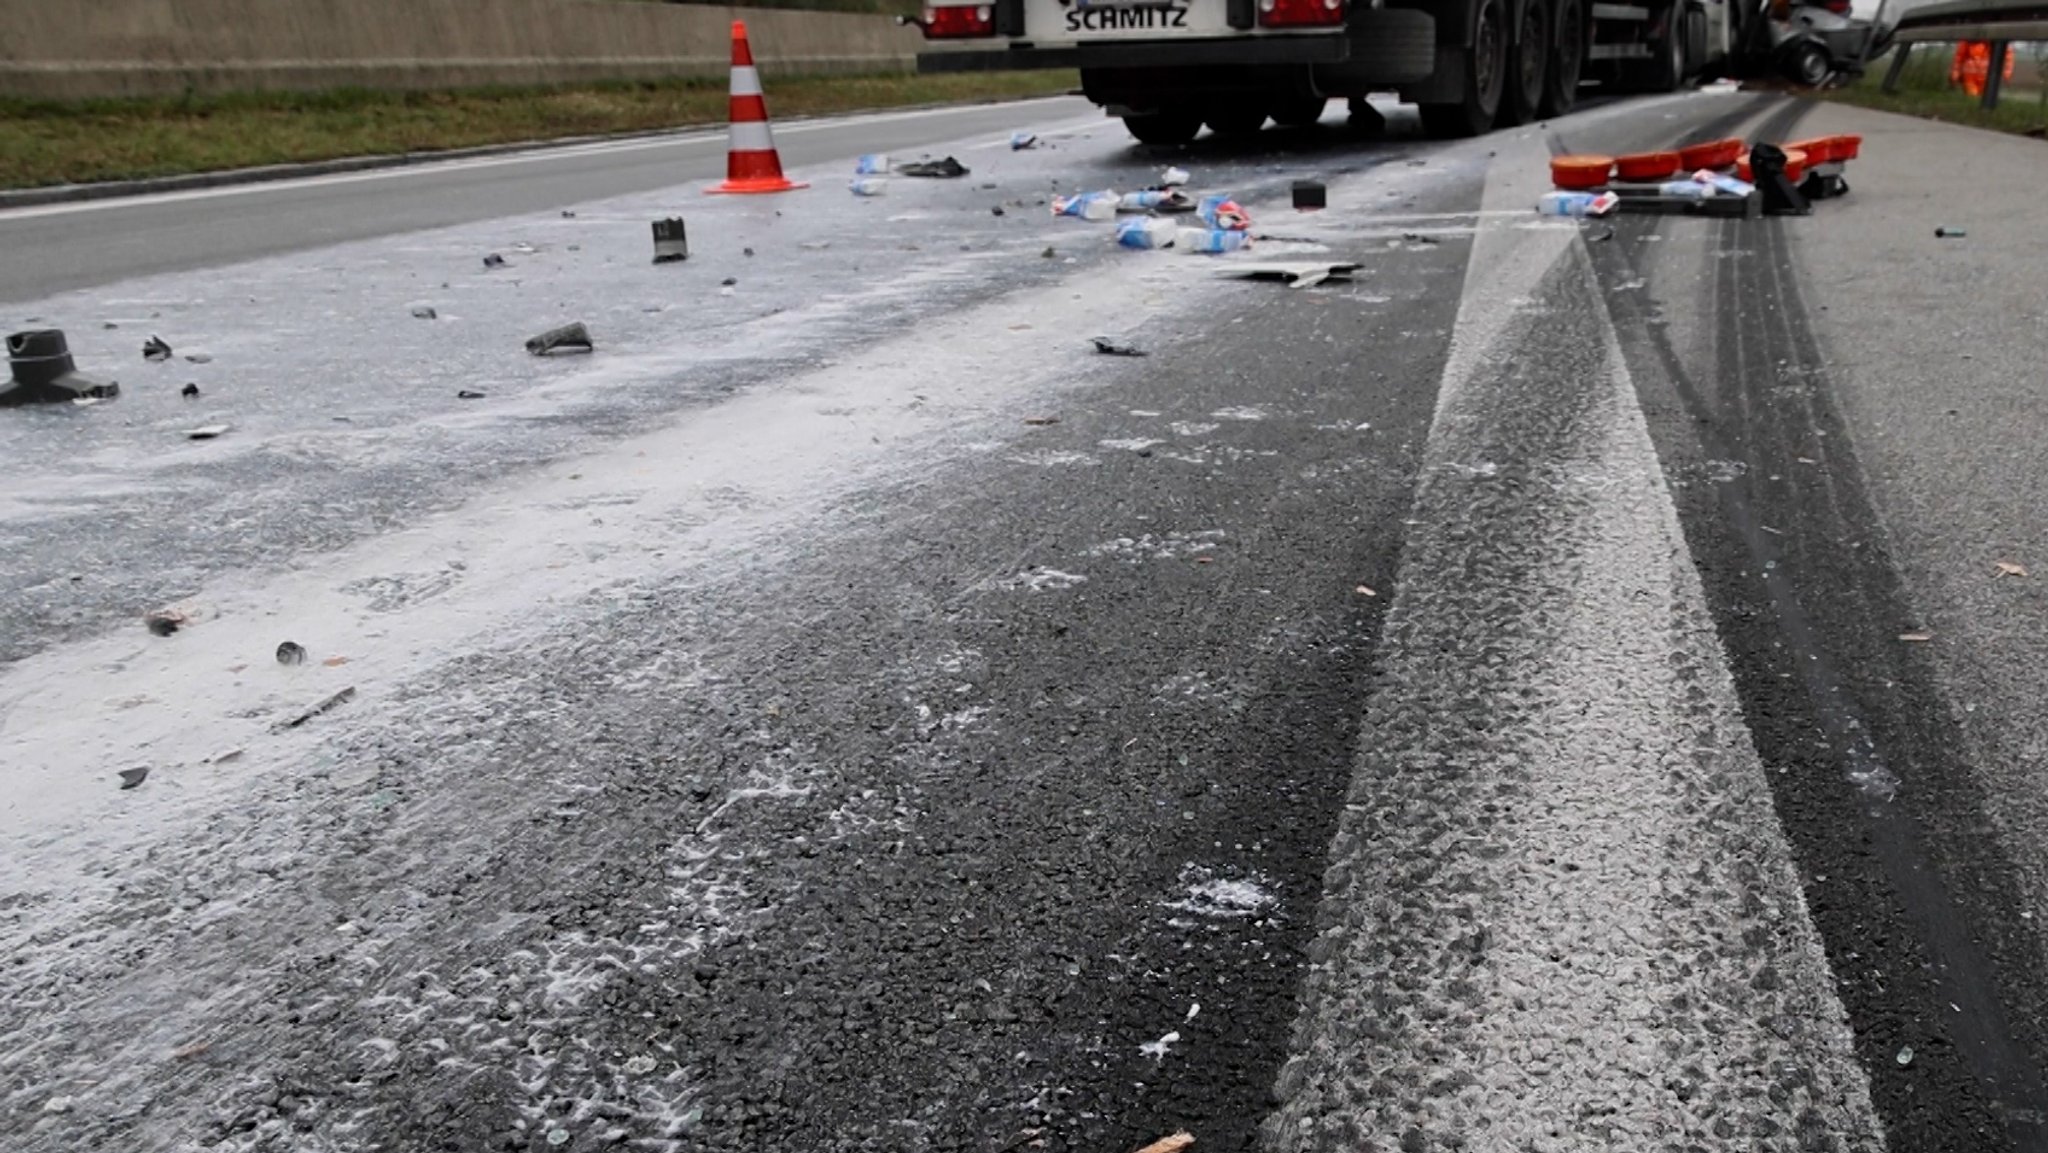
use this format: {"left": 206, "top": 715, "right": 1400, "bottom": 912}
{"left": 1644, "top": 11, "right": 1687, "bottom": 91}
{"left": 1272, "top": 97, "right": 1330, "bottom": 128}
{"left": 1206, "top": 106, "right": 1270, "bottom": 138}
{"left": 1419, "top": 0, "right": 1508, "bottom": 138}
{"left": 1539, "top": 0, "right": 1585, "bottom": 116}
{"left": 1122, "top": 111, "right": 1202, "bottom": 145}
{"left": 1499, "top": 0, "right": 1550, "bottom": 126}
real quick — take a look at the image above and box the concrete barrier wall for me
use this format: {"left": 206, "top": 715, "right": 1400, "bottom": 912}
{"left": 0, "top": 0, "right": 931, "bottom": 100}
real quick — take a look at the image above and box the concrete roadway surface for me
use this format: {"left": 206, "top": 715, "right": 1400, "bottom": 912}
{"left": 1, "top": 87, "right": 2045, "bottom": 1153}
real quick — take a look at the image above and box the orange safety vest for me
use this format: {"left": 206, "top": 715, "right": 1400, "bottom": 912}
{"left": 1951, "top": 41, "right": 2015, "bottom": 97}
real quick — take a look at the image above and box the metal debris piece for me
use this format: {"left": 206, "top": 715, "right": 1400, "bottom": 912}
{"left": 143, "top": 335, "right": 172, "bottom": 362}
{"left": 457, "top": 389, "right": 487, "bottom": 400}
{"left": 277, "top": 686, "right": 357, "bottom": 731}
{"left": 1022, "top": 416, "right": 1060, "bottom": 426}
{"left": 483, "top": 253, "right": 507, "bottom": 269}
{"left": 276, "top": 640, "right": 307, "bottom": 665}
{"left": 118, "top": 766, "right": 150, "bottom": 790}
{"left": 525, "top": 322, "right": 594, "bottom": 356}
{"left": 411, "top": 305, "right": 438, "bottom": 320}
{"left": 181, "top": 382, "right": 200, "bottom": 398}
{"left": 1091, "top": 337, "right": 1148, "bottom": 357}
{"left": 1934, "top": 227, "right": 1965, "bottom": 239}
{"left": 1292, "top": 180, "right": 1326, "bottom": 210}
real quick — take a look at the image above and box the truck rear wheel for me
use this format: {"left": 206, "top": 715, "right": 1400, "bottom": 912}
{"left": 1500, "top": 0, "right": 1550, "bottom": 126}
{"left": 1539, "top": 0, "right": 1585, "bottom": 116}
{"left": 1206, "top": 106, "right": 1270, "bottom": 138}
{"left": 1121, "top": 110, "right": 1203, "bottom": 146}
{"left": 1638, "top": 11, "right": 1687, "bottom": 91}
{"left": 1272, "top": 97, "right": 1330, "bottom": 129}
{"left": 1419, "top": 0, "right": 1508, "bottom": 138}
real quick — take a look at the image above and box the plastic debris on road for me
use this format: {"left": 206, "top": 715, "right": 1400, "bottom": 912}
{"left": 1009, "top": 132, "right": 1038, "bottom": 150}
{"left": 184, "top": 424, "right": 230, "bottom": 440}
{"left": 1176, "top": 229, "right": 1251, "bottom": 256}
{"left": 145, "top": 608, "right": 189, "bottom": 636}
{"left": 276, "top": 641, "right": 307, "bottom": 666}
{"left": 899, "top": 156, "right": 969, "bottom": 178}
{"left": 1996, "top": 561, "right": 2030, "bottom": 578}
{"left": 1091, "top": 337, "right": 1147, "bottom": 357}
{"left": 181, "top": 382, "right": 200, "bottom": 398}
{"left": 525, "top": 322, "right": 594, "bottom": 356}
{"left": 143, "top": 335, "right": 172, "bottom": 362}
{"left": 652, "top": 217, "right": 690, "bottom": 263}
{"left": 1196, "top": 195, "right": 1252, "bottom": 231}
{"left": 1936, "top": 226, "right": 1966, "bottom": 239}
{"left": 849, "top": 177, "right": 889, "bottom": 197}
{"left": 1160, "top": 166, "right": 1191, "bottom": 187}
{"left": 1053, "top": 191, "right": 1119, "bottom": 221}
{"left": 410, "top": 305, "right": 438, "bottom": 320}
{"left": 1292, "top": 179, "right": 1327, "bottom": 210}
{"left": 117, "top": 767, "right": 150, "bottom": 791}
{"left": 854, "top": 154, "right": 889, "bottom": 175}
{"left": 482, "top": 253, "right": 506, "bottom": 269}
{"left": 1115, "top": 218, "right": 1178, "bottom": 250}
{"left": 1134, "top": 1134, "right": 1195, "bottom": 1153}
{"left": 457, "top": 389, "right": 487, "bottom": 400}
{"left": 1119, "top": 189, "right": 1196, "bottom": 214}
{"left": 3, "top": 329, "right": 119, "bottom": 406}
{"left": 1215, "top": 262, "right": 1361, "bottom": 289}
{"left": 1137, "top": 1030, "right": 1181, "bottom": 1059}
{"left": 1536, "top": 191, "right": 1620, "bottom": 217}
{"left": 1897, "top": 1045, "right": 1915, "bottom": 1067}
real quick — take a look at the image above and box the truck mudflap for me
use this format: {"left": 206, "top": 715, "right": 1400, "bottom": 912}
{"left": 918, "top": 8, "right": 1435, "bottom": 76}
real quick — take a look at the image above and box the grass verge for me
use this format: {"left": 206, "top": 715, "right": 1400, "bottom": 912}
{"left": 0, "top": 70, "right": 1080, "bottom": 190}
{"left": 1823, "top": 48, "right": 2048, "bottom": 137}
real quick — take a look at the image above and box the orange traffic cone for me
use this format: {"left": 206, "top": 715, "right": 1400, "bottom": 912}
{"left": 707, "top": 21, "right": 806, "bottom": 195}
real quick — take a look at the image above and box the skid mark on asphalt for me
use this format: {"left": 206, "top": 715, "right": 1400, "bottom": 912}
{"left": 1263, "top": 134, "right": 1882, "bottom": 1152}
{"left": 1593, "top": 132, "right": 2048, "bottom": 1146}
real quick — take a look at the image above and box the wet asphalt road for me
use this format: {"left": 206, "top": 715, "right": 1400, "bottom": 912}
{"left": 4, "top": 89, "right": 2048, "bottom": 1153}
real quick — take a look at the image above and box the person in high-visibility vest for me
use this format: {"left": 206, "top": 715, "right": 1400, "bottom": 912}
{"left": 1951, "top": 41, "right": 2014, "bottom": 97}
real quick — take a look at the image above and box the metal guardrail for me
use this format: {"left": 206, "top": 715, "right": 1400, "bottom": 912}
{"left": 1888, "top": 0, "right": 2048, "bottom": 38}
{"left": 1874, "top": 0, "right": 2045, "bottom": 107}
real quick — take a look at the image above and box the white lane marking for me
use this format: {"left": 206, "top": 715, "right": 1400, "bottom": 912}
{"left": 0, "top": 97, "right": 1096, "bottom": 221}
{"left": 1262, "top": 119, "right": 1884, "bottom": 1151}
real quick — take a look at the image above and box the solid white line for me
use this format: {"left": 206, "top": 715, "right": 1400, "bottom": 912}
{"left": 0, "top": 96, "right": 1091, "bottom": 222}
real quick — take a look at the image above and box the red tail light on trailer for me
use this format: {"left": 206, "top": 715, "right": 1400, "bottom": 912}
{"left": 924, "top": 4, "right": 997, "bottom": 37}
{"left": 1258, "top": 0, "right": 1346, "bottom": 27}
